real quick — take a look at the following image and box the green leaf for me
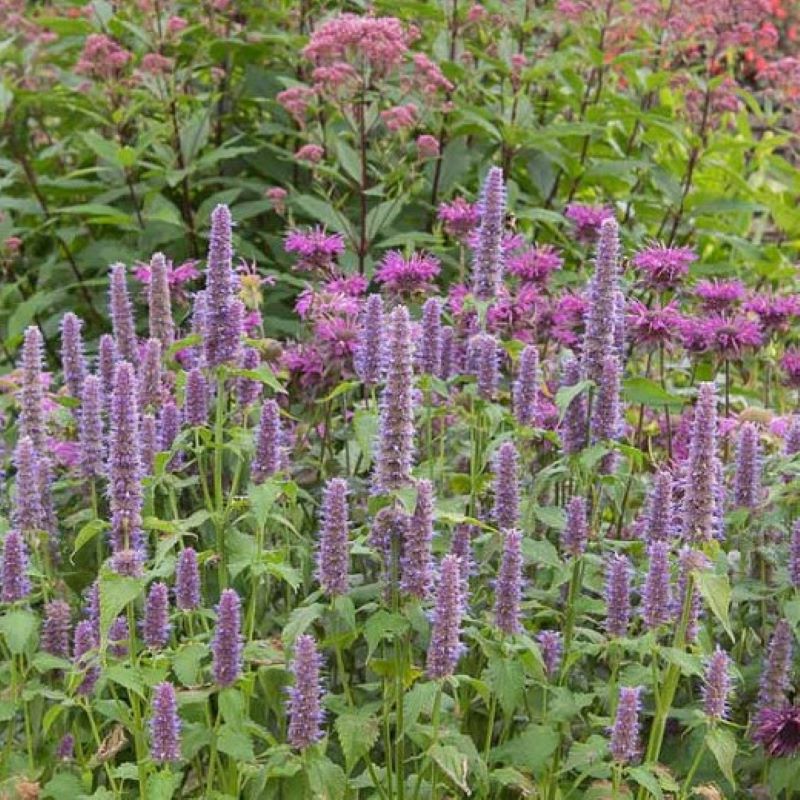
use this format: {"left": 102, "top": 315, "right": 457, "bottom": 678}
{"left": 623, "top": 378, "right": 685, "bottom": 409}
{"left": 99, "top": 572, "right": 145, "bottom": 643}
{"left": 145, "top": 770, "right": 181, "bottom": 800}
{"left": 248, "top": 479, "right": 283, "bottom": 528}
{"left": 219, "top": 687, "right": 246, "bottom": 730}
{"left": 307, "top": 754, "right": 348, "bottom": 800}
{"left": 706, "top": 726, "right": 737, "bottom": 789}
{"left": 364, "top": 610, "right": 411, "bottom": 657}
{"left": 294, "top": 194, "right": 351, "bottom": 237}
{"left": 217, "top": 724, "right": 255, "bottom": 761}
{"left": 628, "top": 766, "right": 663, "bottom": 799}
{"left": 486, "top": 654, "right": 525, "bottom": 716}
{"left": 430, "top": 744, "right": 470, "bottom": 794}
{"left": 71, "top": 519, "right": 110, "bottom": 560}
{"left": 227, "top": 364, "right": 286, "bottom": 394}
{"left": 173, "top": 643, "right": 208, "bottom": 687}
{"left": 0, "top": 609, "right": 38, "bottom": 654}
{"left": 283, "top": 604, "right": 325, "bottom": 645}
{"left": 489, "top": 767, "right": 536, "bottom": 797}
{"left": 490, "top": 725, "right": 559, "bottom": 775}
{"left": 533, "top": 506, "right": 566, "bottom": 531}
{"left": 335, "top": 709, "right": 380, "bottom": 770}
{"left": 555, "top": 380, "right": 593, "bottom": 423}
{"left": 695, "top": 572, "right": 734, "bottom": 641}
{"left": 43, "top": 774, "right": 85, "bottom": 799}
{"left": 105, "top": 664, "right": 145, "bottom": 698}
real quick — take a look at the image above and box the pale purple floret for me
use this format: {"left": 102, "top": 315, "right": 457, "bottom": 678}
{"left": 175, "top": 547, "right": 201, "bottom": 611}
{"left": 143, "top": 582, "right": 171, "bottom": 649}
{"left": 79, "top": 375, "right": 105, "bottom": 480}
{"left": 513, "top": 344, "right": 539, "bottom": 427}
{"left": 138, "top": 338, "right": 163, "bottom": 410}
{"left": 236, "top": 347, "right": 262, "bottom": 409}
{"left": 560, "top": 354, "right": 587, "bottom": 455}
{"left": 609, "top": 686, "right": 642, "bottom": 764}
{"left": 140, "top": 412, "right": 157, "bottom": 476}
{"left": 537, "top": 630, "right": 563, "bottom": 678}
{"left": 757, "top": 619, "right": 794, "bottom": 713}
{"left": 605, "top": 553, "right": 631, "bottom": 638}
{"left": 73, "top": 619, "right": 100, "bottom": 695}
{"left": 703, "top": 646, "right": 732, "bottom": 720}
{"left": 590, "top": 353, "right": 622, "bottom": 474}
{"left": 212, "top": 589, "right": 243, "bottom": 687}
{"left": 401, "top": 479, "right": 434, "bottom": 599}
{"left": 493, "top": 528, "right": 524, "bottom": 635}
{"left": 109, "top": 263, "right": 138, "bottom": 363}
{"left": 493, "top": 441, "right": 520, "bottom": 531}
{"left": 642, "top": 541, "right": 673, "bottom": 629}
{"left": 60, "top": 312, "right": 87, "bottom": 399}
{"left": 13, "top": 436, "right": 43, "bottom": 533}
{"left": 150, "top": 682, "right": 182, "bottom": 763}
{"left": 467, "top": 333, "right": 499, "bottom": 400}
{"left": 42, "top": 600, "right": 71, "bottom": 658}
{"left": 184, "top": 368, "right": 209, "bottom": 426}
{"left": 418, "top": 297, "right": 442, "bottom": 376}
{"left": 790, "top": 521, "right": 800, "bottom": 588}
{"left": 287, "top": 634, "right": 325, "bottom": 749}
{"left": 148, "top": 252, "right": 175, "bottom": 349}
{"left": 426, "top": 554, "right": 465, "bottom": 679}
{"left": 1, "top": 530, "right": 31, "bottom": 602}
{"left": 252, "top": 399, "right": 284, "bottom": 483}
{"left": 317, "top": 478, "right": 351, "bottom": 597}
{"left": 471, "top": 166, "right": 506, "bottom": 300}
{"left": 733, "top": 422, "right": 761, "bottom": 509}
{"left": 98, "top": 334, "right": 117, "bottom": 410}
{"left": 643, "top": 470, "right": 674, "bottom": 543}
{"left": 562, "top": 495, "right": 588, "bottom": 557}
{"left": 354, "top": 293, "right": 384, "bottom": 385}
{"left": 20, "top": 325, "right": 46, "bottom": 450}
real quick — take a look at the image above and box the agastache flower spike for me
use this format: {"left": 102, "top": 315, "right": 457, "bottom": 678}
{"left": 537, "top": 631, "right": 563, "bottom": 678}
{"left": 184, "top": 368, "right": 209, "bottom": 426}
{"left": 426, "top": 554, "right": 465, "bottom": 679}
{"left": 79, "top": 375, "right": 105, "bottom": 480}
{"left": 468, "top": 333, "right": 499, "bottom": 400}
{"left": 60, "top": 312, "right": 87, "bottom": 399}
{"left": 149, "top": 682, "right": 182, "bottom": 763}
{"left": 287, "top": 634, "right": 325, "bottom": 749}
{"left": 252, "top": 399, "right": 283, "bottom": 482}
{"left": 42, "top": 600, "right": 71, "bottom": 658}
{"left": 143, "top": 582, "right": 171, "bottom": 649}
{"left": 19, "top": 325, "right": 46, "bottom": 450}
{"left": 370, "top": 506, "right": 409, "bottom": 588}
{"left": 642, "top": 541, "right": 673, "bottom": 629}
{"left": 73, "top": 620, "right": 99, "bottom": 695}
{"left": 175, "top": 547, "right": 201, "bottom": 611}
{"left": 212, "top": 589, "right": 243, "bottom": 686}
{"left": 734, "top": 422, "right": 761, "bottom": 509}
{"left": 609, "top": 686, "right": 642, "bottom": 764}
{"left": 560, "top": 354, "right": 587, "bottom": 455}
{"left": 109, "top": 263, "right": 138, "bottom": 363}
{"left": 159, "top": 400, "right": 182, "bottom": 462}
{"left": 757, "top": 619, "right": 794, "bottom": 712}
{"left": 493, "top": 529, "right": 523, "bottom": 635}
{"left": 590, "top": 353, "right": 622, "bottom": 473}
{"left": 493, "top": 441, "right": 520, "bottom": 531}
{"left": 354, "top": 293, "right": 384, "bottom": 385}
{"left": 790, "top": 521, "right": 800, "bottom": 589}
{"left": 140, "top": 413, "right": 157, "bottom": 476}
{"left": 1, "top": 530, "right": 31, "bottom": 602}
{"left": 236, "top": 347, "right": 262, "bottom": 409}
{"left": 450, "top": 524, "right": 474, "bottom": 598}
{"left": 643, "top": 470, "right": 674, "bottom": 543}
{"left": 438, "top": 326, "right": 455, "bottom": 381}
{"left": 138, "top": 338, "right": 163, "bottom": 410}
{"left": 472, "top": 166, "right": 506, "bottom": 299}
{"left": 109, "top": 616, "right": 129, "bottom": 658}
{"left": 513, "top": 344, "right": 539, "bottom": 427}
{"left": 317, "top": 478, "right": 351, "bottom": 597}
{"left": 418, "top": 297, "right": 442, "bottom": 375}
{"left": 672, "top": 547, "right": 708, "bottom": 644}
{"left": 562, "top": 496, "right": 588, "bottom": 557}
{"left": 401, "top": 479, "right": 434, "bottom": 599}
{"left": 13, "top": 436, "right": 43, "bottom": 533}
{"left": 605, "top": 553, "right": 631, "bottom": 638}
{"left": 703, "top": 647, "right": 732, "bottom": 720}
{"left": 374, "top": 305, "right": 415, "bottom": 491}
{"left": 786, "top": 415, "right": 800, "bottom": 456}
{"left": 148, "top": 253, "right": 174, "bottom": 349}
{"left": 98, "top": 334, "right": 117, "bottom": 409}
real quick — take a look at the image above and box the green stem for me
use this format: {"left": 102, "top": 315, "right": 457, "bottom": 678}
{"left": 679, "top": 737, "right": 706, "bottom": 799}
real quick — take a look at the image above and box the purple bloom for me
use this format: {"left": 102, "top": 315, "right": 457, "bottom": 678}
{"left": 354, "top": 294, "right": 384, "bottom": 385}
{"left": 506, "top": 245, "right": 563, "bottom": 285}
{"left": 370, "top": 505, "right": 409, "bottom": 588}
{"left": 212, "top": 589, "right": 243, "bottom": 686}
{"left": 60, "top": 312, "right": 87, "bottom": 399}
{"left": 42, "top": 600, "right": 71, "bottom": 658}
{"left": 682, "top": 383, "right": 719, "bottom": 542}
{"left": 143, "top": 582, "right": 171, "bottom": 649}
{"left": 147, "top": 252, "right": 175, "bottom": 349}
{"left": 418, "top": 297, "right": 442, "bottom": 375}
{"left": 19, "top": 325, "right": 46, "bottom": 450}
{"left": 150, "top": 682, "right": 182, "bottom": 763}
{"left": 467, "top": 333, "right": 499, "bottom": 401}
{"left": 745, "top": 293, "right": 800, "bottom": 335}
{"left": 57, "top": 734, "right": 74, "bottom": 761}
{"left": 536, "top": 631, "right": 562, "bottom": 678}
{"left": 79, "top": 375, "right": 105, "bottom": 480}
{"left": 426, "top": 554, "right": 465, "bottom": 679}
{"left": 438, "top": 325, "right": 455, "bottom": 381}
{"left": 703, "top": 647, "right": 732, "bottom": 720}
{"left": 450, "top": 523, "right": 474, "bottom": 598}
{"left": 733, "top": 422, "right": 761, "bottom": 509}
{"left": 786, "top": 415, "right": 800, "bottom": 455}
{"left": 560, "top": 354, "right": 587, "bottom": 455}
{"left": 376, "top": 251, "right": 441, "bottom": 296}
{"left": 140, "top": 412, "right": 157, "bottom": 476}
{"left": 109, "top": 263, "right": 138, "bottom": 363}
{"left": 791, "top": 521, "right": 800, "bottom": 588}
{"left": 493, "top": 442, "right": 520, "bottom": 531}
{"left": 13, "top": 436, "right": 43, "bottom": 533}
{"left": 642, "top": 541, "right": 673, "bottom": 629}
{"left": 401, "top": 479, "right": 434, "bottom": 599}
{"left": 752, "top": 706, "right": 800, "bottom": 757}
{"left": 98, "top": 334, "right": 117, "bottom": 409}
{"left": 757, "top": 619, "right": 794, "bottom": 713}
{"left": 513, "top": 344, "right": 539, "bottom": 427}
{"left": 138, "top": 338, "right": 163, "bottom": 410}
{"left": 252, "top": 399, "right": 284, "bottom": 483}
{"left": 605, "top": 553, "right": 631, "bottom": 638}
{"left": 697, "top": 314, "right": 762, "bottom": 360}
{"left": 83, "top": 581, "right": 100, "bottom": 637}
{"left": 159, "top": 400, "right": 182, "bottom": 466}
{"left": 184, "top": 368, "right": 209, "bottom": 427}
{"left": 672, "top": 547, "right": 709, "bottom": 643}
{"left": 374, "top": 305, "right": 415, "bottom": 491}
{"left": 609, "top": 686, "right": 642, "bottom": 764}
{"left": 631, "top": 244, "right": 696, "bottom": 290}
{"left": 781, "top": 347, "right": 800, "bottom": 389}
{"left": 471, "top": 166, "right": 506, "bottom": 299}
{"left": 38, "top": 456, "right": 56, "bottom": 538}
{"left": 565, "top": 203, "right": 614, "bottom": 242}
{"left": 562, "top": 495, "right": 588, "bottom": 558}
{"left": 73, "top": 619, "right": 99, "bottom": 695}
{"left": 108, "top": 615, "right": 129, "bottom": 658}
{"left": 284, "top": 226, "right": 345, "bottom": 273}
{"left": 287, "top": 634, "right": 325, "bottom": 749}
{"left": 642, "top": 470, "right": 675, "bottom": 543}
{"left": 175, "top": 547, "right": 201, "bottom": 611}
{"left": 317, "top": 478, "right": 351, "bottom": 597}
{"left": 494, "top": 529, "right": 524, "bottom": 635}
{"left": 626, "top": 300, "right": 684, "bottom": 350}
{"left": 590, "top": 354, "right": 622, "bottom": 473}
{"left": 438, "top": 197, "right": 480, "bottom": 241}
{"left": 1, "top": 530, "right": 30, "bottom": 602}
{"left": 236, "top": 347, "right": 262, "bottom": 409}
{"left": 695, "top": 279, "right": 745, "bottom": 312}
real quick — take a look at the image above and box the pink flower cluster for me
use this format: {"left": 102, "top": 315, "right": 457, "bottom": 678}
{"left": 75, "top": 34, "right": 133, "bottom": 81}
{"left": 375, "top": 251, "right": 441, "bottom": 296}
{"left": 285, "top": 227, "right": 346, "bottom": 274}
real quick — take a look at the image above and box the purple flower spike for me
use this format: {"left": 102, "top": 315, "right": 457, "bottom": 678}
{"left": 42, "top": 600, "right": 72, "bottom": 658}
{"left": 472, "top": 166, "right": 506, "bottom": 299}
{"left": 734, "top": 422, "right": 761, "bottom": 509}
{"left": 317, "top": 478, "right": 351, "bottom": 597}
{"left": 682, "top": 383, "right": 719, "bottom": 542}
{"left": 401, "top": 479, "right": 434, "bottom": 599}
{"left": 83, "top": 581, "right": 100, "bottom": 637}
{"left": 98, "top": 334, "right": 117, "bottom": 410}
{"left": 212, "top": 589, "right": 243, "bottom": 687}
{"left": 20, "top": 325, "right": 46, "bottom": 450}
{"left": 13, "top": 436, "right": 43, "bottom": 533}
{"left": 426, "top": 554, "right": 465, "bottom": 679}
{"left": 109, "top": 615, "right": 129, "bottom": 658}
{"left": 60, "top": 312, "right": 87, "bottom": 399}
{"left": 493, "top": 441, "right": 520, "bottom": 531}
{"left": 109, "top": 263, "right": 138, "bottom": 363}
{"left": 143, "top": 582, "right": 171, "bottom": 649}
{"left": 57, "top": 734, "right": 74, "bottom": 761}
{"left": 354, "top": 293, "right": 384, "bottom": 385}
{"left": 757, "top": 619, "right": 794, "bottom": 713}
{"left": 703, "top": 646, "right": 732, "bottom": 720}
{"left": 494, "top": 529, "right": 524, "bottom": 635}
{"left": 785, "top": 415, "right": 800, "bottom": 456}
{"left": 79, "top": 375, "right": 105, "bottom": 481}
{"left": 644, "top": 470, "right": 674, "bottom": 543}
{"left": 513, "top": 344, "right": 539, "bottom": 427}
{"left": 605, "top": 553, "right": 631, "bottom": 638}
{"left": 590, "top": 353, "right": 622, "bottom": 474}
{"left": 562, "top": 496, "right": 588, "bottom": 558}
{"left": 73, "top": 619, "right": 100, "bottom": 696}
{"left": 140, "top": 412, "right": 157, "bottom": 476}
{"left": 148, "top": 253, "right": 175, "bottom": 349}
{"left": 370, "top": 506, "right": 410, "bottom": 588}
{"left": 560, "top": 354, "right": 587, "bottom": 455}
{"left": 1, "top": 530, "right": 31, "bottom": 602}
{"left": 438, "top": 326, "right": 455, "bottom": 381}
{"left": 642, "top": 541, "right": 673, "bottom": 630}
{"left": 252, "top": 399, "right": 283, "bottom": 483}
{"left": 609, "top": 686, "right": 642, "bottom": 764}
{"left": 468, "top": 333, "right": 499, "bottom": 400}
{"left": 175, "top": 548, "right": 201, "bottom": 611}
{"left": 672, "top": 547, "right": 709, "bottom": 644}
{"left": 790, "top": 521, "right": 800, "bottom": 589}
{"left": 236, "top": 347, "right": 262, "bottom": 409}
{"left": 184, "top": 368, "right": 209, "bottom": 426}
{"left": 450, "top": 524, "right": 475, "bottom": 598}
{"left": 536, "top": 630, "right": 562, "bottom": 678}
{"left": 374, "top": 305, "right": 415, "bottom": 492}
{"left": 150, "top": 682, "right": 182, "bottom": 763}
{"left": 158, "top": 400, "right": 182, "bottom": 464}
{"left": 418, "top": 297, "right": 442, "bottom": 376}
{"left": 138, "top": 338, "right": 163, "bottom": 410}
{"left": 287, "top": 634, "right": 325, "bottom": 750}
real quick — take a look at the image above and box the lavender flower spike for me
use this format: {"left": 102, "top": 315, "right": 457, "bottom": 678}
{"left": 317, "top": 478, "right": 351, "bottom": 597}
{"left": 472, "top": 166, "right": 506, "bottom": 300}
{"left": 287, "top": 634, "right": 325, "bottom": 750}
{"left": 790, "top": 521, "right": 800, "bottom": 589}
{"left": 19, "top": 325, "right": 46, "bottom": 450}
{"left": 79, "top": 375, "right": 105, "bottom": 481}
{"left": 354, "top": 293, "right": 384, "bottom": 385}
{"left": 493, "top": 441, "right": 520, "bottom": 531}
{"left": 212, "top": 589, "right": 243, "bottom": 687}
{"left": 426, "top": 554, "right": 465, "bottom": 679}
{"left": 643, "top": 470, "right": 674, "bottom": 543}
{"left": 605, "top": 553, "right": 631, "bottom": 638}
{"left": 560, "top": 354, "right": 587, "bottom": 455}
{"left": 609, "top": 686, "right": 642, "bottom": 764}
{"left": 98, "top": 334, "right": 117, "bottom": 409}
{"left": 60, "top": 312, "right": 87, "bottom": 399}
{"left": 562, "top": 495, "right": 588, "bottom": 558}
{"left": 184, "top": 368, "right": 209, "bottom": 427}
{"left": 642, "top": 541, "right": 673, "bottom": 630}
{"left": 757, "top": 619, "right": 794, "bottom": 712}
{"left": 590, "top": 353, "right": 622, "bottom": 473}
{"left": 418, "top": 297, "right": 442, "bottom": 376}
{"left": 537, "top": 631, "right": 563, "bottom": 678}
{"left": 513, "top": 344, "right": 539, "bottom": 427}
{"left": 109, "top": 263, "right": 138, "bottom": 363}
{"left": 13, "top": 436, "right": 43, "bottom": 533}
{"left": 703, "top": 646, "right": 732, "bottom": 720}
{"left": 175, "top": 547, "right": 201, "bottom": 611}
{"left": 42, "top": 600, "right": 72, "bottom": 658}
{"left": 73, "top": 619, "right": 99, "bottom": 696}
{"left": 252, "top": 399, "right": 283, "bottom": 483}
{"left": 373, "top": 305, "right": 415, "bottom": 491}
{"left": 468, "top": 333, "right": 499, "bottom": 401}
{"left": 138, "top": 338, "right": 163, "bottom": 410}
{"left": 493, "top": 529, "right": 524, "bottom": 635}
{"left": 148, "top": 252, "right": 174, "bottom": 349}
{"left": 143, "top": 582, "right": 171, "bottom": 649}
{"left": 734, "top": 422, "right": 761, "bottom": 509}
{"left": 1, "top": 530, "right": 31, "bottom": 602}
{"left": 150, "top": 682, "right": 182, "bottom": 763}
{"left": 140, "top": 413, "right": 157, "bottom": 476}
{"left": 401, "top": 479, "right": 434, "bottom": 599}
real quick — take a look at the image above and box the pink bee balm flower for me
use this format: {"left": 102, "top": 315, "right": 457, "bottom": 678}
{"left": 631, "top": 244, "right": 696, "bottom": 290}
{"left": 375, "top": 251, "right": 440, "bottom": 296}
{"left": 695, "top": 279, "right": 746, "bottom": 312}
{"left": 627, "top": 300, "right": 684, "bottom": 350}
{"left": 698, "top": 314, "right": 762, "bottom": 359}
{"left": 506, "top": 245, "right": 563, "bottom": 285}
{"left": 133, "top": 258, "right": 200, "bottom": 304}
{"left": 437, "top": 198, "right": 480, "bottom": 241}
{"left": 285, "top": 227, "right": 345, "bottom": 274}
{"left": 565, "top": 203, "right": 614, "bottom": 242}
{"left": 295, "top": 144, "right": 324, "bottom": 164}
{"left": 780, "top": 348, "right": 800, "bottom": 389}
{"left": 744, "top": 293, "right": 800, "bottom": 335}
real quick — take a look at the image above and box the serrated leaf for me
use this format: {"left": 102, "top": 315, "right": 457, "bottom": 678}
{"left": 623, "top": 378, "right": 685, "bottom": 409}
{"left": 695, "top": 573, "right": 734, "bottom": 641}
{"left": 430, "top": 744, "right": 471, "bottom": 794}
{"left": 628, "top": 766, "right": 663, "bottom": 799}
{"left": 248, "top": 479, "right": 283, "bottom": 528}
{"left": 0, "top": 609, "right": 38, "bottom": 654}
{"left": 533, "top": 506, "right": 566, "bottom": 531}
{"left": 99, "top": 572, "right": 145, "bottom": 643}
{"left": 307, "top": 754, "right": 348, "bottom": 800}
{"left": 105, "top": 664, "right": 145, "bottom": 698}
{"left": 145, "top": 770, "right": 181, "bottom": 800}
{"left": 336, "top": 710, "right": 380, "bottom": 769}
{"left": 282, "top": 603, "right": 325, "bottom": 645}
{"left": 364, "top": 610, "right": 410, "bottom": 657}
{"left": 705, "top": 726, "right": 736, "bottom": 789}
{"left": 71, "top": 519, "right": 110, "bottom": 560}
{"left": 555, "top": 380, "right": 592, "bottom": 423}
{"left": 217, "top": 724, "right": 255, "bottom": 761}
{"left": 486, "top": 654, "right": 525, "bottom": 716}
{"left": 490, "top": 725, "right": 559, "bottom": 774}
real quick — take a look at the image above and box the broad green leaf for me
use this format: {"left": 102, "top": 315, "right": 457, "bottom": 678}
{"left": 307, "top": 754, "right": 347, "bottom": 800}
{"left": 623, "top": 378, "right": 685, "bottom": 409}
{"left": 430, "top": 744, "right": 470, "bottom": 794}
{"left": 706, "top": 726, "right": 737, "bottom": 789}
{"left": 336, "top": 709, "right": 380, "bottom": 770}
{"left": 71, "top": 519, "right": 110, "bottom": 560}
{"left": 533, "top": 506, "right": 566, "bottom": 531}
{"left": 0, "top": 609, "right": 38, "bottom": 654}
{"left": 145, "top": 770, "right": 181, "bottom": 800}
{"left": 695, "top": 572, "right": 734, "bottom": 641}
{"left": 248, "top": 479, "right": 283, "bottom": 528}
{"left": 217, "top": 724, "right": 255, "bottom": 761}
{"left": 490, "top": 725, "right": 559, "bottom": 775}
{"left": 99, "top": 572, "right": 145, "bottom": 643}
{"left": 283, "top": 604, "right": 325, "bottom": 645}
{"left": 294, "top": 194, "right": 351, "bottom": 237}
{"left": 364, "top": 610, "right": 410, "bottom": 657}
{"left": 628, "top": 766, "right": 663, "bottom": 799}
{"left": 486, "top": 654, "right": 525, "bottom": 716}
{"left": 555, "top": 380, "right": 593, "bottom": 423}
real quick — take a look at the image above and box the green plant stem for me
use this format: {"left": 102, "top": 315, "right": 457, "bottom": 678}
{"left": 679, "top": 737, "right": 706, "bottom": 799}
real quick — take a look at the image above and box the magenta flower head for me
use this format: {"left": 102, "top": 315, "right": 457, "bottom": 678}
{"left": 703, "top": 646, "right": 732, "bottom": 720}
{"left": 536, "top": 631, "right": 562, "bottom": 678}
{"left": 426, "top": 554, "right": 465, "bottom": 679}
{"left": 745, "top": 293, "right": 800, "bottom": 336}
{"left": 175, "top": 547, "right": 201, "bottom": 611}
{"left": 354, "top": 294, "right": 384, "bottom": 385}
{"left": 284, "top": 226, "right": 345, "bottom": 274}
{"left": 562, "top": 496, "right": 588, "bottom": 558}
{"left": 373, "top": 305, "right": 415, "bottom": 492}
{"left": 631, "top": 244, "right": 696, "bottom": 290}
{"left": 752, "top": 706, "right": 800, "bottom": 757}
{"left": 757, "top": 619, "right": 794, "bottom": 713}
{"left": 781, "top": 348, "right": 800, "bottom": 389}
{"left": 138, "top": 338, "right": 163, "bottom": 410}
{"left": 565, "top": 203, "right": 614, "bottom": 243}
{"left": 467, "top": 333, "right": 499, "bottom": 400}
{"left": 60, "top": 312, "right": 87, "bottom": 399}
{"left": 401, "top": 479, "right": 435, "bottom": 599}
{"left": 506, "top": 245, "right": 563, "bottom": 285}
{"left": 695, "top": 279, "right": 745, "bottom": 312}
{"left": 643, "top": 470, "right": 675, "bottom": 543}
{"left": 609, "top": 686, "right": 642, "bottom": 764}
{"left": 699, "top": 314, "right": 762, "bottom": 360}
{"left": 560, "top": 354, "right": 587, "bottom": 455}
{"left": 252, "top": 399, "right": 284, "bottom": 483}
{"left": 437, "top": 197, "right": 480, "bottom": 241}
{"left": 73, "top": 619, "right": 99, "bottom": 696}
{"left": 287, "top": 634, "right": 325, "bottom": 750}
{"left": 513, "top": 344, "right": 539, "bottom": 427}
{"left": 212, "top": 589, "right": 243, "bottom": 686}
{"left": 605, "top": 553, "right": 631, "bottom": 638}
{"left": 42, "top": 599, "right": 72, "bottom": 658}
{"left": 150, "top": 682, "right": 182, "bottom": 763}
{"left": 494, "top": 529, "right": 524, "bottom": 635}
{"left": 79, "top": 375, "right": 105, "bottom": 481}
{"left": 147, "top": 252, "right": 175, "bottom": 349}
{"left": 493, "top": 441, "right": 520, "bottom": 531}
{"left": 184, "top": 368, "right": 209, "bottom": 427}
{"left": 471, "top": 166, "right": 506, "bottom": 299}
{"left": 418, "top": 297, "right": 442, "bottom": 375}
{"left": 317, "top": 478, "right": 351, "bottom": 597}
{"left": 627, "top": 300, "right": 684, "bottom": 351}
{"left": 143, "top": 582, "right": 171, "bottom": 649}
{"left": 642, "top": 541, "right": 673, "bottom": 630}
{"left": 109, "top": 263, "right": 138, "bottom": 363}
{"left": 734, "top": 422, "right": 761, "bottom": 509}
{"left": 1, "top": 530, "right": 31, "bottom": 602}
{"left": 375, "top": 251, "right": 441, "bottom": 296}
{"left": 13, "top": 435, "right": 43, "bottom": 534}
{"left": 19, "top": 325, "right": 46, "bottom": 450}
